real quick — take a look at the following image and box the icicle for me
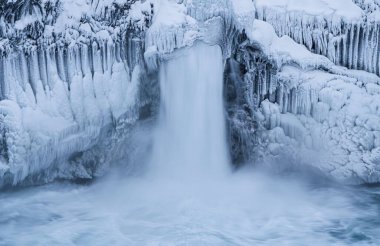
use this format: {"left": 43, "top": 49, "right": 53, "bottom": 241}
{"left": 80, "top": 44, "right": 90, "bottom": 76}
{"left": 353, "top": 24, "right": 360, "bottom": 70}
{"left": 37, "top": 48, "right": 48, "bottom": 89}
{"left": 347, "top": 24, "right": 353, "bottom": 69}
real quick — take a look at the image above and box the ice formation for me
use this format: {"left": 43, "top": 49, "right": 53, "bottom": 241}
{"left": 255, "top": 0, "right": 380, "bottom": 75}
{"left": 226, "top": 20, "right": 380, "bottom": 183}
{"left": 0, "top": 0, "right": 157, "bottom": 186}
{"left": 0, "top": 0, "right": 380, "bottom": 186}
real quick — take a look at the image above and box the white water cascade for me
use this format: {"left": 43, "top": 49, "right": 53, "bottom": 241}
{"left": 149, "top": 42, "right": 230, "bottom": 179}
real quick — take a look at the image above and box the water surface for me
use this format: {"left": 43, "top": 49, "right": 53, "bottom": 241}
{"left": 0, "top": 171, "right": 379, "bottom": 245}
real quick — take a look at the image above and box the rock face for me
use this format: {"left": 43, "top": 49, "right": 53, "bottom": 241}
{"left": 1, "top": 0, "right": 380, "bottom": 186}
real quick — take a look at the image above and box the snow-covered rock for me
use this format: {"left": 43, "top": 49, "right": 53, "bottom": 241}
{"left": 254, "top": 0, "right": 380, "bottom": 76}
{"left": 0, "top": 0, "right": 156, "bottom": 186}
{"left": 144, "top": 0, "right": 255, "bottom": 70}
{"left": 227, "top": 19, "right": 380, "bottom": 184}
{"left": 1, "top": 0, "right": 380, "bottom": 186}
{"left": 0, "top": 36, "right": 147, "bottom": 186}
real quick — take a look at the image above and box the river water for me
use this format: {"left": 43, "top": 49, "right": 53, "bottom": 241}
{"left": 0, "top": 171, "right": 379, "bottom": 245}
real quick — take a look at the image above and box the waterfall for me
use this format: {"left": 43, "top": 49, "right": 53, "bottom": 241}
{"left": 149, "top": 42, "right": 230, "bottom": 179}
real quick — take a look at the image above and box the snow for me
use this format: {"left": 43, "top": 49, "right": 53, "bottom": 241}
{"left": 240, "top": 20, "right": 380, "bottom": 182}
{"left": 145, "top": 0, "right": 198, "bottom": 59}
{"left": 212, "top": 3, "right": 380, "bottom": 183}
{"left": 14, "top": 15, "right": 39, "bottom": 30}
{"left": 249, "top": 20, "right": 332, "bottom": 70}
{"left": 230, "top": 0, "right": 256, "bottom": 31}
{"left": 256, "top": 0, "right": 363, "bottom": 21}
{"left": 144, "top": 0, "right": 256, "bottom": 69}
{"left": 253, "top": 0, "right": 380, "bottom": 76}
{"left": 151, "top": 0, "right": 189, "bottom": 27}
{"left": 1, "top": 0, "right": 380, "bottom": 185}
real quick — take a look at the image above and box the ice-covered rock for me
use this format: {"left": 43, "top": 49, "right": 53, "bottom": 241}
{"left": 226, "top": 19, "right": 380, "bottom": 184}
{"left": 0, "top": 36, "right": 148, "bottom": 186}
{"left": 0, "top": 0, "right": 158, "bottom": 187}
{"left": 144, "top": 0, "right": 255, "bottom": 70}
{"left": 254, "top": 0, "right": 380, "bottom": 76}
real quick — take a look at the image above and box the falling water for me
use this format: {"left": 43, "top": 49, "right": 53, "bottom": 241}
{"left": 149, "top": 41, "right": 230, "bottom": 179}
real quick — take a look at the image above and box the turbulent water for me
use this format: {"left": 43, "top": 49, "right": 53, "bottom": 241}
{"left": 0, "top": 42, "right": 380, "bottom": 245}
{"left": 0, "top": 172, "right": 380, "bottom": 245}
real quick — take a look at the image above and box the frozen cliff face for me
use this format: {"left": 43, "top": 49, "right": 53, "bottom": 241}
{"left": 1, "top": 0, "right": 380, "bottom": 186}
{"left": 226, "top": 20, "right": 380, "bottom": 184}
{"left": 0, "top": 35, "right": 151, "bottom": 187}
{"left": 0, "top": 0, "right": 160, "bottom": 187}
